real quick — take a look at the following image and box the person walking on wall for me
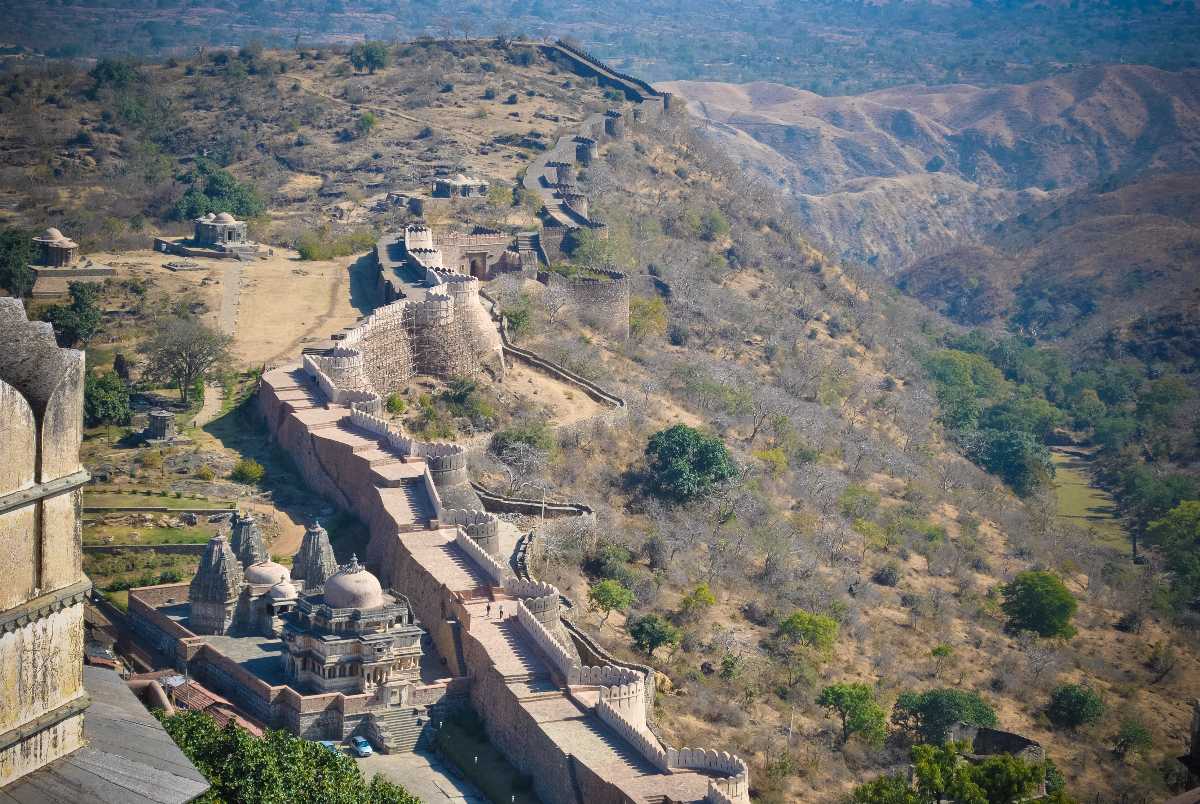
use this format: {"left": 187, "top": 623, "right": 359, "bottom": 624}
{"left": 486, "top": 602, "right": 492, "bottom": 618}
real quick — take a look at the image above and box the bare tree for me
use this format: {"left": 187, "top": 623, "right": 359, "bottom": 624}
{"left": 139, "top": 316, "right": 231, "bottom": 404}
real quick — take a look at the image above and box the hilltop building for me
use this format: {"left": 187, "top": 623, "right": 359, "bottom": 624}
{"left": 432, "top": 173, "right": 489, "bottom": 198}
{"left": 28, "top": 226, "right": 115, "bottom": 298}
{"left": 154, "top": 211, "right": 263, "bottom": 261}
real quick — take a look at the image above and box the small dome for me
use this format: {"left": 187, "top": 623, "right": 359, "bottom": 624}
{"left": 44, "top": 227, "right": 64, "bottom": 240}
{"left": 268, "top": 579, "right": 297, "bottom": 599}
{"left": 202, "top": 212, "right": 216, "bottom": 221}
{"left": 244, "top": 560, "right": 290, "bottom": 585}
{"left": 323, "top": 555, "right": 385, "bottom": 610}
{"left": 214, "top": 212, "right": 236, "bottom": 224}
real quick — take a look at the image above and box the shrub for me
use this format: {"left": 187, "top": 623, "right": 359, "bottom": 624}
{"left": 386, "top": 393, "right": 406, "bottom": 414}
{"left": 587, "top": 579, "right": 634, "bottom": 624}
{"left": 1113, "top": 718, "right": 1152, "bottom": 758}
{"left": 194, "top": 465, "right": 215, "bottom": 481}
{"left": 1000, "top": 570, "right": 1077, "bottom": 638}
{"left": 872, "top": 563, "right": 901, "bottom": 587}
{"left": 230, "top": 458, "right": 265, "bottom": 484}
{"left": 817, "top": 682, "right": 887, "bottom": 745}
{"left": 776, "top": 610, "right": 838, "bottom": 652}
{"left": 628, "top": 614, "right": 680, "bottom": 656}
{"left": 678, "top": 583, "right": 716, "bottom": 620}
{"left": 1047, "top": 683, "right": 1104, "bottom": 729}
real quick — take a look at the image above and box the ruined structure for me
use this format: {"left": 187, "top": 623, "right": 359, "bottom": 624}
{"left": 144, "top": 408, "right": 180, "bottom": 443}
{"left": 432, "top": 173, "right": 489, "bottom": 198}
{"left": 0, "top": 299, "right": 207, "bottom": 801}
{"left": 28, "top": 226, "right": 115, "bottom": 298}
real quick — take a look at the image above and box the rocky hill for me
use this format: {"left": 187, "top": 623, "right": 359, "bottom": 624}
{"left": 664, "top": 65, "right": 1200, "bottom": 276}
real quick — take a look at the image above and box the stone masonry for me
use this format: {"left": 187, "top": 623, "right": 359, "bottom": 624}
{"left": 0, "top": 300, "right": 91, "bottom": 786}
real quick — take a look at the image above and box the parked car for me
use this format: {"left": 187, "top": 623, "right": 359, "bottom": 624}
{"left": 318, "top": 741, "right": 340, "bottom": 754}
{"left": 350, "top": 736, "right": 373, "bottom": 757}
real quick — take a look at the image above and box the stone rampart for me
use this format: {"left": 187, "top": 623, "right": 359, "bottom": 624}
{"left": 595, "top": 694, "right": 667, "bottom": 768}
{"left": 540, "top": 268, "right": 630, "bottom": 339}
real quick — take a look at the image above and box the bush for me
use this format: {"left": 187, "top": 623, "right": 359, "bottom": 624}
{"left": 643, "top": 424, "right": 737, "bottom": 503}
{"left": 1113, "top": 718, "right": 1152, "bottom": 758}
{"left": 872, "top": 563, "right": 901, "bottom": 587}
{"left": 194, "top": 465, "right": 215, "bottom": 481}
{"left": 1000, "top": 570, "right": 1077, "bottom": 638}
{"left": 230, "top": 458, "right": 265, "bottom": 484}
{"left": 1047, "top": 683, "right": 1104, "bottom": 729}
{"left": 776, "top": 610, "right": 838, "bottom": 652}
{"left": 84, "top": 371, "right": 131, "bottom": 426}
{"left": 386, "top": 393, "right": 406, "bottom": 414}
{"left": 628, "top": 614, "right": 681, "bottom": 656}
{"left": 295, "top": 228, "right": 376, "bottom": 261}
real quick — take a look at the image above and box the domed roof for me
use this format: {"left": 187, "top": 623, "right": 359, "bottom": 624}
{"left": 44, "top": 227, "right": 64, "bottom": 240}
{"left": 244, "top": 560, "right": 290, "bottom": 585}
{"left": 268, "top": 578, "right": 297, "bottom": 599}
{"left": 202, "top": 212, "right": 216, "bottom": 221}
{"left": 214, "top": 212, "right": 237, "bottom": 224}
{"left": 323, "top": 555, "right": 385, "bottom": 610}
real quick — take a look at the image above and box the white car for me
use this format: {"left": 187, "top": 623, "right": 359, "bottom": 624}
{"left": 350, "top": 736, "right": 373, "bottom": 757}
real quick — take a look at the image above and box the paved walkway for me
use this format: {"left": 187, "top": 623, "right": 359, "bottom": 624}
{"left": 357, "top": 748, "right": 488, "bottom": 804}
{"left": 192, "top": 383, "right": 223, "bottom": 428}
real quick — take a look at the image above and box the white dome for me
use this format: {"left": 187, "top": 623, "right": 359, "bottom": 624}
{"left": 323, "top": 555, "right": 385, "bottom": 610}
{"left": 268, "top": 579, "right": 297, "bottom": 599}
{"left": 245, "top": 560, "right": 290, "bottom": 585}
{"left": 214, "top": 212, "right": 236, "bottom": 224}
{"left": 44, "top": 227, "right": 64, "bottom": 240}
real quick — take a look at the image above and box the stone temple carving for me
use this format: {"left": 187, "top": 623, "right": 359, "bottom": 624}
{"left": 188, "top": 534, "right": 245, "bottom": 634}
{"left": 292, "top": 521, "right": 338, "bottom": 589}
{"left": 229, "top": 511, "right": 268, "bottom": 567}
{"left": 0, "top": 299, "right": 91, "bottom": 785}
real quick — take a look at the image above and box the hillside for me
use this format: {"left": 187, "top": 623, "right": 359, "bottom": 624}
{"left": 2, "top": 41, "right": 1199, "bottom": 804}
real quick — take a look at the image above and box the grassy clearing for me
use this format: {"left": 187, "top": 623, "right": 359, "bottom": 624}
{"left": 83, "top": 523, "right": 218, "bottom": 546}
{"left": 1050, "top": 447, "right": 1128, "bottom": 549}
{"left": 84, "top": 491, "right": 234, "bottom": 510}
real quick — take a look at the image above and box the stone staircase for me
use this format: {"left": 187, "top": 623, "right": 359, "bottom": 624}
{"left": 371, "top": 695, "right": 466, "bottom": 754}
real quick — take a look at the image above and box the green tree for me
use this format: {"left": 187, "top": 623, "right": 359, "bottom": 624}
{"left": 1046, "top": 683, "right": 1104, "bottom": 730}
{"left": 963, "top": 428, "right": 1053, "bottom": 496}
{"left": 817, "top": 682, "right": 886, "bottom": 745}
{"left": 350, "top": 41, "right": 390, "bottom": 73}
{"left": 0, "top": 228, "right": 35, "bottom": 297}
{"left": 84, "top": 371, "right": 131, "bottom": 426}
{"left": 678, "top": 582, "right": 716, "bottom": 620}
{"left": 912, "top": 742, "right": 987, "bottom": 804}
{"left": 588, "top": 579, "right": 634, "bottom": 625}
{"left": 157, "top": 710, "right": 418, "bottom": 803}
{"left": 892, "top": 689, "right": 997, "bottom": 744}
{"left": 41, "top": 282, "right": 103, "bottom": 345}
{"left": 628, "top": 614, "right": 681, "bottom": 656}
{"left": 1000, "top": 570, "right": 1077, "bottom": 638}
{"left": 1145, "top": 500, "right": 1200, "bottom": 606}
{"left": 170, "top": 159, "right": 264, "bottom": 221}
{"left": 644, "top": 424, "right": 737, "bottom": 503}
{"left": 1113, "top": 718, "right": 1152, "bottom": 758}
{"left": 140, "top": 315, "right": 231, "bottom": 404}
{"left": 849, "top": 773, "right": 922, "bottom": 804}
{"left": 776, "top": 610, "right": 838, "bottom": 652}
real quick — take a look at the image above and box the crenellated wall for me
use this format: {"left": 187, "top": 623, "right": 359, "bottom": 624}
{"left": 0, "top": 300, "right": 90, "bottom": 786}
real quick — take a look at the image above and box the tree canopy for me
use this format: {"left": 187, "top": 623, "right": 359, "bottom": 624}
{"left": 170, "top": 159, "right": 264, "bottom": 221}
{"left": 1000, "top": 571, "right": 1077, "bottom": 638}
{"left": 41, "top": 282, "right": 103, "bottom": 346}
{"left": 644, "top": 424, "right": 737, "bottom": 503}
{"left": 816, "top": 682, "right": 886, "bottom": 745}
{"left": 628, "top": 613, "right": 680, "bottom": 656}
{"left": 0, "top": 228, "right": 35, "bottom": 297}
{"left": 157, "top": 709, "right": 418, "bottom": 804}
{"left": 139, "top": 315, "right": 231, "bottom": 403}
{"left": 84, "top": 371, "right": 131, "bottom": 426}
{"left": 588, "top": 579, "right": 634, "bottom": 624}
{"left": 891, "top": 688, "right": 997, "bottom": 744}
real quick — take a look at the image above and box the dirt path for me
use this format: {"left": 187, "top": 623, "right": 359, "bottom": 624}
{"left": 192, "top": 383, "right": 224, "bottom": 428}
{"left": 219, "top": 262, "right": 244, "bottom": 336}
